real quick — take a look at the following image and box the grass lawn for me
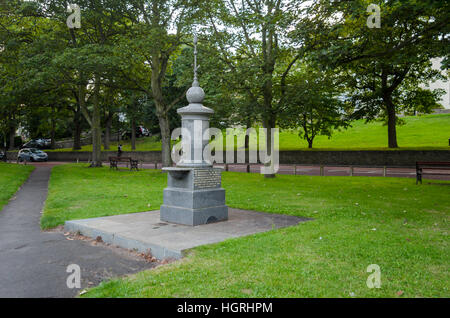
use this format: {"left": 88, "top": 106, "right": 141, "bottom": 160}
{"left": 0, "top": 163, "right": 34, "bottom": 211}
{"left": 43, "top": 164, "right": 450, "bottom": 297}
{"left": 47, "top": 114, "right": 450, "bottom": 151}
{"left": 41, "top": 164, "right": 165, "bottom": 229}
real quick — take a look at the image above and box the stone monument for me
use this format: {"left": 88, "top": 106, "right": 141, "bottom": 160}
{"left": 160, "top": 34, "right": 228, "bottom": 226}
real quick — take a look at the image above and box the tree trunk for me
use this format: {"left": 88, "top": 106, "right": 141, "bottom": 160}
{"left": 245, "top": 134, "right": 250, "bottom": 150}
{"left": 261, "top": 18, "right": 276, "bottom": 178}
{"left": 262, "top": 77, "right": 276, "bottom": 177}
{"left": 157, "top": 111, "right": 172, "bottom": 167}
{"left": 104, "top": 113, "right": 112, "bottom": 150}
{"left": 151, "top": 52, "right": 172, "bottom": 167}
{"left": 245, "top": 119, "right": 251, "bottom": 149}
{"left": 262, "top": 66, "right": 276, "bottom": 177}
{"left": 308, "top": 139, "right": 313, "bottom": 149}
{"left": 73, "top": 103, "right": 82, "bottom": 150}
{"left": 262, "top": 117, "right": 276, "bottom": 178}
{"left": 50, "top": 106, "right": 56, "bottom": 149}
{"left": 8, "top": 125, "right": 15, "bottom": 150}
{"left": 90, "top": 80, "right": 102, "bottom": 167}
{"left": 131, "top": 118, "right": 136, "bottom": 151}
{"left": 385, "top": 95, "right": 398, "bottom": 148}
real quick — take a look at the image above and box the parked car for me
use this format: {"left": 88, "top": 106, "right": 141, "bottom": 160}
{"left": 21, "top": 138, "right": 51, "bottom": 149}
{"left": 17, "top": 148, "right": 48, "bottom": 162}
{"left": 121, "top": 126, "right": 150, "bottom": 140}
{"left": 36, "top": 138, "right": 51, "bottom": 148}
{"left": 0, "top": 150, "right": 6, "bottom": 162}
{"left": 139, "top": 126, "right": 150, "bottom": 137}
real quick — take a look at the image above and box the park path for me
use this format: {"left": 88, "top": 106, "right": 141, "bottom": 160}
{"left": 0, "top": 164, "right": 153, "bottom": 298}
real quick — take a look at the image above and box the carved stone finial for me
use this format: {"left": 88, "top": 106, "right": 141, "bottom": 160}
{"left": 192, "top": 33, "right": 199, "bottom": 87}
{"left": 193, "top": 33, "right": 198, "bottom": 46}
{"left": 186, "top": 33, "right": 205, "bottom": 104}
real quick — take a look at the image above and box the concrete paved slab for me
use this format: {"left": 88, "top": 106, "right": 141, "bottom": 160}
{"left": 65, "top": 209, "right": 310, "bottom": 260}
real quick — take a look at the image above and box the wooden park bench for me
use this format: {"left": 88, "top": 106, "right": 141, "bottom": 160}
{"left": 109, "top": 156, "right": 139, "bottom": 171}
{"left": 416, "top": 161, "right": 450, "bottom": 184}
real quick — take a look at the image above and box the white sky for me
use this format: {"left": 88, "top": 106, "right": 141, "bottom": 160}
{"left": 427, "top": 58, "right": 450, "bottom": 109}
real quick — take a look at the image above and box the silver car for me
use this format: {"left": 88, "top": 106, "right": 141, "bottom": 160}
{"left": 18, "top": 148, "right": 48, "bottom": 162}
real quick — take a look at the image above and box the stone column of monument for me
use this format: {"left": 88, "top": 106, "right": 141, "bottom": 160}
{"left": 160, "top": 34, "right": 228, "bottom": 226}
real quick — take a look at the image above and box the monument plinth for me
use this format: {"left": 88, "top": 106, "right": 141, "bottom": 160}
{"left": 160, "top": 34, "right": 228, "bottom": 226}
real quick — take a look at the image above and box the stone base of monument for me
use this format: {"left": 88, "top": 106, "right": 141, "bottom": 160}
{"left": 160, "top": 167, "right": 228, "bottom": 226}
{"left": 64, "top": 209, "right": 311, "bottom": 260}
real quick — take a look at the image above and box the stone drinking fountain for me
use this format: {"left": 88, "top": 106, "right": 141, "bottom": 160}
{"left": 159, "top": 34, "right": 228, "bottom": 226}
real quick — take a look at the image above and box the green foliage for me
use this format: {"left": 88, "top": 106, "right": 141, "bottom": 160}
{"left": 1, "top": 0, "right": 448, "bottom": 154}
{"left": 279, "top": 65, "right": 350, "bottom": 148}
{"left": 402, "top": 88, "right": 446, "bottom": 115}
{"left": 297, "top": 0, "right": 449, "bottom": 148}
{"left": 203, "top": 1, "right": 308, "bottom": 129}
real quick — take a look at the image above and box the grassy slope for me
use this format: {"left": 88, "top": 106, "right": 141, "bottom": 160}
{"left": 0, "top": 163, "right": 34, "bottom": 211}
{"left": 280, "top": 113, "right": 450, "bottom": 150}
{"left": 49, "top": 114, "right": 450, "bottom": 152}
{"left": 42, "top": 165, "right": 449, "bottom": 297}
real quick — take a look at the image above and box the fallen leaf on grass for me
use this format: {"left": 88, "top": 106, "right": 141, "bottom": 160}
{"left": 241, "top": 289, "right": 252, "bottom": 295}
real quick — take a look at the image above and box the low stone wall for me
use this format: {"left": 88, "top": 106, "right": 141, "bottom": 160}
{"left": 19, "top": 149, "right": 449, "bottom": 167}
{"left": 54, "top": 137, "right": 91, "bottom": 149}
{"left": 45, "top": 151, "right": 162, "bottom": 163}
{"left": 432, "top": 109, "right": 450, "bottom": 114}
{"left": 278, "top": 150, "right": 450, "bottom": 166}
{"left": 53, "top": 131, "right": 121, "bottom": 149}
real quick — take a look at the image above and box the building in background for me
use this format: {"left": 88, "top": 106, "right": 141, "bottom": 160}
{"left": 429, "top": 58, "right": 450, "bottom": 111}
